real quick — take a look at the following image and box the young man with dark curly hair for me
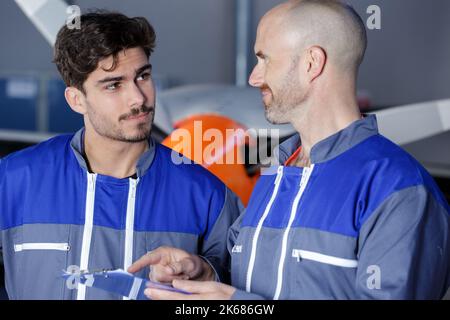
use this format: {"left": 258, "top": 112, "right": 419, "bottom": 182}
{"left": 0, "top": 11, "right": 242, "bottom": 300}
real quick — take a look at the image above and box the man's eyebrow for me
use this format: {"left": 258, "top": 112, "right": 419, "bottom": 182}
{"left": 96, "top": 64, "right": 152, "bottom": 85}
{"left": 136, "top": 63, "right": 152, "bottom": 75}
{"left": 97, "top": 75, "right": 124, "bottom": 84}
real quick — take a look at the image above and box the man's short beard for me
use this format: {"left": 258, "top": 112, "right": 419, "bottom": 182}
{"left": 115, "top": 125, "right": 151, "bottom": 143}
{"left": 265, "top": 83, "right": 301, "bottom": 125}
{"left": 87, "top": 104, "right": 155, "bottom": 143}
{"left": 113, "top": 107, "right": 154, "bottom": 143}
{"left": 96, "top": 121, "right": 152, "bottom": 143}
{"left": 122, "top": 122, "right": 152, "bottom": 143}
{"left": 264, "top": 56, "right": 305, "bottom": 125}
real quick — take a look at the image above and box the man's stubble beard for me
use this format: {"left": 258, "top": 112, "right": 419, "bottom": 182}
{"left": 264, "top": 66, "right": 305, "bottom": 125}
{"left": 87, "top": 103, "right": 155, "bottom": 143}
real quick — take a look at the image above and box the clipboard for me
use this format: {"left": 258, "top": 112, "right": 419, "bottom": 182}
{"left": 62, "top": 268, "right": 191, "bottom": 300}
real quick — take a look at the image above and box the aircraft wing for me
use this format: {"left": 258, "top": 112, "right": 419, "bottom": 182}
{"left": 14, "top": 0, "right": 67, "bottom": 46}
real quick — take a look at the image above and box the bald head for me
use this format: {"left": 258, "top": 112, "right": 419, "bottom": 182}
{"left": 261, "top": 0, "right": 367, "bottom": 74}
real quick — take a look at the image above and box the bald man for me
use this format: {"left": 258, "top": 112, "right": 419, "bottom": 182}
{"left": 130, "top": 0, "right": 450, "bottom": 300}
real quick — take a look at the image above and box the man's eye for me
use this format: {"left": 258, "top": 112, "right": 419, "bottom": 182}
{"left": 105, "top": 83, "right": 120, "bottom": 91}
{"left": 137, "top": 72, "right": 151, "bottom": 81}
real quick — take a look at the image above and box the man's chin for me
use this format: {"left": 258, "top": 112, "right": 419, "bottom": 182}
{"left": 265, "top": 110, "right": 289, "bottom": 125}
{"left": 264, "top": 115, "right": 280, "bottom": 125}
{"left": 123, "top": 136, "right": 149, "bottom": 143}
{"left": 121, "top": 127, "right": 152, "bottom": 143}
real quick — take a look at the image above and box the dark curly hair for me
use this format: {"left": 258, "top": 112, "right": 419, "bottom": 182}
{"left": 53, "top": 10, "right": 156, "bottom": 93}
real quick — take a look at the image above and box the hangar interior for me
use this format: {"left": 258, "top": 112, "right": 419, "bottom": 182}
{"left": 0, "top": 0, "right": 449, "bottom": 300}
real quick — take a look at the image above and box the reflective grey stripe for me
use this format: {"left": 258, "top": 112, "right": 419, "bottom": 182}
{"left": 292, "top": 249, "right": 358, "bottom": 268}
{"left": 246, "top": 166, "right": 284, "bottom": 292}
{"left": 14, "top": 242, "right": 70, "bottom": 252}
{"left": 274, "top": 164, "right": 314, "bottom": 300}
{"left": 127, "top": 277, "right": 143, "bottom": 300}
{"left": 77, "top": 173, "right": 97, "bottom": 300}
{"left": 123, "top": 178, "right": 138, "bottom": 300}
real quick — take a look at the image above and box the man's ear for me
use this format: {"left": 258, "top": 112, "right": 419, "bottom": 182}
{"left": 65, "top": 87, "right": 87, "bottom": 115}
{"left": 305, "top": 46, "right": 327, "bottom": 82}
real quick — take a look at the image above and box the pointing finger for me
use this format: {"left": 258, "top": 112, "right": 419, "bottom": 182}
{"left": 128, "top": 251, "right": 162, "bottom": 273}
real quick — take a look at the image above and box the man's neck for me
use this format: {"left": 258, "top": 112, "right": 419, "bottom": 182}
{"left": 291, "top": 148, "right": 311, "bottom": 168}
{"left": 83, "top": 129, "right": 149, "bottom": 179}
{"left": 289, "top": 92, "right": 361, "bottom": 167}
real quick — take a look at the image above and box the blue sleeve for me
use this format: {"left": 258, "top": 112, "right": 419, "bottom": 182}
{"left": 201, "top": 187, "right": 244, "bottom": 284}
{"left": 227, "top": 208, "right": 246, "bottom": 258}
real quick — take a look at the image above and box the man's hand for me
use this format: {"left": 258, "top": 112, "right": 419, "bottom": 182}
{"left": 144, "top": 279, "right": 236, "bottom": 300}
{"left": 127, "top": 246, "right": 216, "bottom": 284}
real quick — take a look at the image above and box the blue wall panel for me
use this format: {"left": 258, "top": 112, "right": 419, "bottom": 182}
{"left": 0, "top": 76, "right": 38, "bottom": 131}
{"left": 47, "top": 78, "right": 83, "bottom": 133}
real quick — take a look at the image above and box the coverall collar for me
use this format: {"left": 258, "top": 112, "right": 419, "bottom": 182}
{"left": 275, "top": 114, "right": 379, "bottom": 165}
{"left": 70, "top": 128, "right": 156, "bottom": 178}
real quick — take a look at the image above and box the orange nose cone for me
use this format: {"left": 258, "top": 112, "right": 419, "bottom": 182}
{"left": 162, "top": 114, "right": 259, "bottom": 206}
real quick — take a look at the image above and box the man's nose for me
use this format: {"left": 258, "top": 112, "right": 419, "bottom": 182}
{"left": 248, "top": 64, "right": 264, "bottom": 88}
{"left": 128, "top": 82, "right": 146, "bottom": 108}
